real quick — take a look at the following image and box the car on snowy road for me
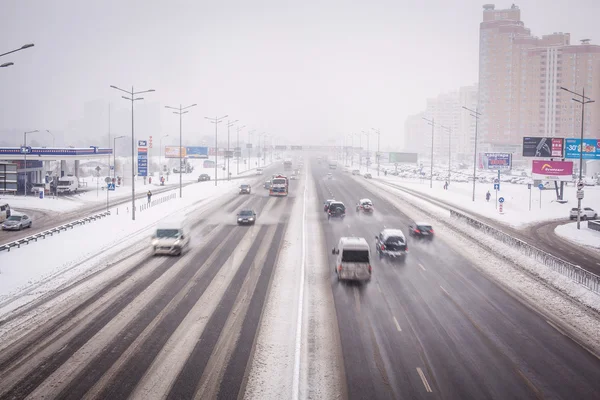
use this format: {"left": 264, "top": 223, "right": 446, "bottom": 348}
{"left": 198, "top": 174, "right": 211, "bottom": 182}
{"left": 570, "top": 207, "right": 597, "bottom": 220}
{"left": 408, "top": 222, "right": 434, "bottom": 240}
{"left": 2, "top": 213, "right": 32, "bottom": 231}
{"left": 237, "top": 209, "right": 257, "bottom": 225}
{"left": 375, "top": 229, "right": 408, "bottom": 261}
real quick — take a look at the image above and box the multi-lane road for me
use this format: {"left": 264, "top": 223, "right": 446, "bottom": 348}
{"left": 0, "top": 158, "right": 599, "bottom": 399}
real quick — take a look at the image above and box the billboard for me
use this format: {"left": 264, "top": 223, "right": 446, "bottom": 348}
{"left": 531, "top": 160, "right": 573, "bottom": 181}
{"left": 565, "top": 138, "right": 600, "bottom": 160}
{"left": 185, "top": 146, "right": 208, "bottom": 159}
{"left": 479, "top": 153, "right": 512, "bottom": 170}
{"left": 246, "top": 143, "right": 253, "bottom": 149}
{"left": 388, "top": 152, "right": 418, "bottom": 164}
{"left": 291, "top": 145, "right": 303, "bottom": 150}
{"left": 165, "top": 146, "right": 184, "bottom": 158}
{"left": 522, "top": 137, "right": 564, "bottom": 157}
{"left": 274, "top": 145, "right": 287, "bottom": 150}
{"left": 137, "top": 147, "right": 148, "bottom": 177}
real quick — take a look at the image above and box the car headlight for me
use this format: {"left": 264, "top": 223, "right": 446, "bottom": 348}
{"left": 152, "top": 239, "right": 158, "bottom": 245}
{"left": 238, "top": 218, "right": 243, "bottom": 221}
{"left": 249, "top": 218, "right": 254, "bottom": 221}
{"left": 174, "top": 240, "right": 181, "bottom": 245}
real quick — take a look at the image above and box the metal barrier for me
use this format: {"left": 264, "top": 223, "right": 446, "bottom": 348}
{"left": 589, "top": 220, "right": 600, "bottom": 232}
{"left": 139, "top": 192, "right": 177, "bottom": 212}
{"left": 449, "top": 209, "right": 600, "bottom": 294}
{"left": 0, "top": 211, "right": 111, "bottom": 253}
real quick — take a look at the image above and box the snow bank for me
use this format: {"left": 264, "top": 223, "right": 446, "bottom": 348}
{"left": 555, "top": 222, "right": 600, "bottom": 251}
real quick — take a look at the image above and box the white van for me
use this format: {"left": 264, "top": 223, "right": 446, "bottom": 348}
{"left": 0, "top": 203, "right": 11, "bottom": 223}
{"left": 332, "top": 237, "right": 371, "bottom": 282}
{"left": 151, "top": 220, "right": 190, "bottom": 256}
{"left": 57, "top": 175, "right": 79, "bottom": 194}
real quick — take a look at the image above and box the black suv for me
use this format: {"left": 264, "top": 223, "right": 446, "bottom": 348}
{"left": 375, "top": 229, "right": 408, "bottom": 260}
{"left": 327, "top": 201, "right": 346, "bottom": 220}
{"left": 408, "top": 222, "right": 434, "bottom": 239}
{"left": 237, "top": 209, "right": 256, "bottom": 225}
{"left": 198, "top": 174, "right": 211, "bottom": 182}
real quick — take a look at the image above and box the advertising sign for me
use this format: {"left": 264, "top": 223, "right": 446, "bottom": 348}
{"left": 522, "top": 137, "right": 564, "bottom": 157}
{"left": 224, "top": 150, "right": 234, "bottom": 158}
{"left": 291, "top": 145, "right": 303, "bottom": 150}
{"left": 565, "top": 138, "right": 600, "bottom": 160}
{"left": 149, "top": 136, "right": 153, "bottom": 149}
{"left": 138, "top": 140, "right": 147, "bottom": 147}
{"left": 165, "top": 146, "right": 184, "bottom": 158}
{"left": 388, "top": 152, "right": 418, "bottom": 164}
{"left": 185, "top": 146, "right": 208, "bottom": 159}
{"left": 531, "top": 160, "right": 573, "bottom": 181}
{"left": 137, "top": 147, "right": 148, "bottom": 177}
{"left": 275, "top": 145, "right": 287, "bottom": 150}
{"left": 246, "top": 143, "right": 253, "bottom": 149}
{"left": 480, "top": 153, "right": 512, "bottom": 170}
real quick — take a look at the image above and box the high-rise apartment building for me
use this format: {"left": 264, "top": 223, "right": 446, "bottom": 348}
{"left": 479, "top": 4, "right": 600, "bottom": 153}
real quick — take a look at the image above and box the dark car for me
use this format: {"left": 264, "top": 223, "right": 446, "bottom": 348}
{"left": 237, "top": 209, "right": 256, "bottom": 225}
{"left": 327, "top": 201, "right": 346, "bottom": 220}
{"left": 2, "top": 214, "right": 32, "bottom": 231}
{"left": 324, "top": 199, "right": 336, "bottom": 212}
{"left": 239, "top": 184, "right": 251, "bottom": 194}
{"left": 264, "top": 180, "right": 272, "bottom": 189}
{"left": 364, "top": 173, "right": 372, "bottom": 179}
{"left": 198, "top": 174, "right": 211, "bottom": 182}
{"left": 408, "top": 222, "right": 434, "bottom": 239}
{"left": 375, "top": 229, "right": 407, "bottom": 261}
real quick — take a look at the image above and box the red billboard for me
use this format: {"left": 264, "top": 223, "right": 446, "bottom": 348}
{"left": 531, "top": 160, "right": 573, "bottom": 181}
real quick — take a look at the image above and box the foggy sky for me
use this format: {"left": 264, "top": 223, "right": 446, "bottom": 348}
{"left": 2, "top": 0, "right": 600, "bottom": 149}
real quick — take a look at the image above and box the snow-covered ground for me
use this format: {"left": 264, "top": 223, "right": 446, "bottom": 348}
{"left": 0, "top": 179, "right": 240, "bottom": 315}
{"left": 555, "top": 222, "right": 600, "bottom": 251}
{"left": 345, "top": 165, "right": 600, "bottom": 228}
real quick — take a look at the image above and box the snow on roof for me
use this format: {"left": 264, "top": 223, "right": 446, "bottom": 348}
{"left": 415, "top": 221, "right": 432, "bottom": 226}
{"left": 339, "top": 237, "right": 369, "bottom": 249}
{"left": 381, "top": 229, "right": 405, "bottom": 238}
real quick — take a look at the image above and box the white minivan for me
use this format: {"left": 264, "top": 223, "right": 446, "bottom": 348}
{"left": 57, "top": 175, "right": 79, "bottom": 194}
{"left": 151, "top": 220, "right": 190, "bottom": 256}
{"left": 332, "top": 237, "right": 372, "bottom": 282}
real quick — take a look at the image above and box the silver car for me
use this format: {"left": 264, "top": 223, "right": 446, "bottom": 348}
{"left": 2, "top": 214, "right": 32, "bottom": 231}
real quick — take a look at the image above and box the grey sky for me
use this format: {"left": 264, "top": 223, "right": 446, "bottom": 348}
{"left": 2, "top": 0, "right": 599, "bottom": 149}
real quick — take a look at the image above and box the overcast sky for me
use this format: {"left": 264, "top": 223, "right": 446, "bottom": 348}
{"left": 2, "top": 0, "right": 599, "bottom": 149}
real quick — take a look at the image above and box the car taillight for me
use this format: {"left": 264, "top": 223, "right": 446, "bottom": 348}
{"left": 430, "top": 229, "right": 434, "bottom": 234}
{"left": 415, "top": 229, "right": 420, "bottom": 233}
{"left": 368, "top": 265, "right": 372, "bottom": 272}
{"left": 338, "top": 265, "right": 343, "bottom": 271}
{"left": 380, "top": 244, "right": 385, "bottom": 250}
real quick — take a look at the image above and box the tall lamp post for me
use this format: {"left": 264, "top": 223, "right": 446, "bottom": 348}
{"left": 45, "top": 130, "right": 55, "bottom": 147}
{"left": 0, "top": 43, "right": 34, "bottom": 68}
{"left": 226, "top": 119, "right": 239, "bottom": 180}
{"left": 22, "top": 130, "right": 39, "bottom": 196}
{"left": 236, "top": 124, "right": 246, "bottom": 175}
{"left": 166, "top": 104, "right": 197, "bottom": 198}
{"left": 248, "top": 130, "right": 256, "bottom": 169}
{"left": 462, "top": 106, "right": 481, "bottom": 202}
{"left": 362, "top": 130, "right": 371, "bottom": 172}
{"left": 110, "top": 85, "right": 155, "bottom": 221}
{"left": 560, "top": 86, "right": 595, "bottom": 229}
{"left": 159, "top": 134, "right": 170, "bottom": 174}
{"left": 441, "top": 125, "right": 452, "bottom": 182}
{"left": 113, "top": 135, "right": 126, "bottom": 179}
{"left": 372, "top": 128, "right": 381, "bottom": 176}
{"left": 422, "top": 117, "right": 435, "bottom": 188}
{"left": 205, "top": 115, "right": 228, "bottom": 186}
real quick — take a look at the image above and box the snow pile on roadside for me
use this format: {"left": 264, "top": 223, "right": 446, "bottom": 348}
{"left": 356, "top": 176, "right": 600, "bottom": 353}
{"left": 555, "top": 221, "right": 600, "bottom": 251}
{"left": 0, "top": 180, "right": 239, "bottom": 316}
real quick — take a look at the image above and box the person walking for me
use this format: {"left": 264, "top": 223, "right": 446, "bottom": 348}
{"left": 147, "top": 190, "right": 152, "bottom": 204}
{"left": 486, "top": 190, "right": 491, "bottom": 202}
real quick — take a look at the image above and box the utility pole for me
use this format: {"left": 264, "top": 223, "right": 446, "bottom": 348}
{"left": 110, "top": 85, "right": 155, "bottom": 221}
{"left": 561, "top": 86, "right": 595, "bottom": 229}
{"left": 226, "top": 119, "right": 238, "bottom": 181}
{"left": 22, "top": 130, "right": 39, "bottom": 196}
{"left": 205, "top": 115, "right": 228, "bottom": 186}
{"left": 422, "top": 117, "right": 435, "bottom": 188}
{"left": 462, "top": 106, "right": 481, "bottom": 202}
{"left": 372, "top": 128, "right": 381, "bottom": 176}
{"left": 166, "top": 103, "right": 196, "bottom": 198}
{"left": 441, "top": 125, "right": 452, "bottom": 182}
{"left": 236, "top": 124, "right": 245, "bottom": 175}
{"left": 248, "top": 130, "right": 256, "bottom": 170}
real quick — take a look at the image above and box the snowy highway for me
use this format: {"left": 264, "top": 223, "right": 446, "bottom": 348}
{"left": 0, "top": 158, "right": 599, "bottom": 399}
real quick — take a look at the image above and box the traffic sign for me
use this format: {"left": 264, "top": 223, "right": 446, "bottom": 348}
{"left": 577, "top": 190, "right": 584, "bottom": 200}
{"left": 104, "top": 177, "right": 112, "bottom": 183}
{"left": 577, "top": 181, "right": 584, "bottom": 190}
{"left": 493, "top": 183, "right": 500, "bottom": 190}
{"left": 538, "top": 183, "right": 544, "bottom": 190}
{"left": 527, "top": 183, "right": 532, "bottom": 189}
{"left": 498, "top": 197, "right": 505, "bottom": 203}
{"left": 107, "top": 183, "right": 116, "bottom": 191}
{"left": 494, "top": 178, "right": 500, "bottom": 184}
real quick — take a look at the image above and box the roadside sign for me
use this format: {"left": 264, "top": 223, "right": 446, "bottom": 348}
{"left": 494, "top": 178, "right": 500, "bottom": 184}
{"left": 138, "top": 140, "right": 147, "bottom": 147}
{"left": 538, "top": 183, "right": 544, "bottom": 190}
{"left": 577, "top": 190, "right": 584, "bottom": 200}
{"left": 498, "top": 197, "right": 505, "bottom": 203}
{"left": 493, "top": 183, "right": 500, "bottom": 190}
{"left": 577, "top": 181, "right": 584, "bottom": 190}
{"left": 527, "top": 183, "right": 532, "bottom": 189}
{"left": 107, "top": 183, "right": 115, "bottom": 191}
{"left": 104, "top": 177, "right": 111, "bottom": 183}
{"left": 110, "top": 165, "right": 114, "bottom": 170}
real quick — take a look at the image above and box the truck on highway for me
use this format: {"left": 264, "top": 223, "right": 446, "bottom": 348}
{"left": 269, "top": 175, "right": 289, "bottom": 196}
{"left": 283, "top": 159, "right": 293, "bottom": 171}
{"left": 56, "top": 175, "right": 79, "bottom": 194}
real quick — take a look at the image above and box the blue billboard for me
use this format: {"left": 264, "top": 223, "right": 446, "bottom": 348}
{"left": 479, "top": 152, "right": 512, "bottom": 170}
{"left": 137, "top": 147, "right": 148, "bottom": 177}
{"left": 185, "top": 146, "right": 208, "bottom": 159}
{"left": 565, "top": 138, "right": 600, "bottom": 160}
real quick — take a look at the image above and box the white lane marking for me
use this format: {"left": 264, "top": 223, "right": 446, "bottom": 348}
{"left": 558, "top": 247, "right": 565, "bottom": 251}
{"left": 292, "top": 174, "right": 307, "bottom": 400}
{"left": 440, "top": 285, "right": 449, "bottom": 296}
{"left": 416, "top": 367, "right": 433, "bottom": 393}
{"left": 393, "top": 316, "right": 402, "bottom": 332}
{"left": 597, "top": 262, "right": 600, "bottom": 266}
{"left": 377, "top": 283, "right": 382, "bottom": 294}
{"left": 546, "top": 320, "right": 567, "bottom": 337}
{"left": 418, "top": 263, "right": 426, "bottom": 272}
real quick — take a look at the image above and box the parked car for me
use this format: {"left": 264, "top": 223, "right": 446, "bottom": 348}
{"left": 2, "top": 213, "right": 32, "bottom": 231}
{"left": 57, "top": 175, "right": 79, "bottom": 194}
{"left": 408, "top": 222, "right": 434, "bottom": 239}
{"left": 0, "top": 203, "right": 11, "bottom": 222}
{"left": 198, "top": 174, "right": 211, "bottom": 182}
{"left": 570, "top": 207, "right": 597, "bottom": 220}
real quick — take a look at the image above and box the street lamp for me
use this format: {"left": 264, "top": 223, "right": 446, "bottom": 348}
{"left": 372, "top": 128, "right": 381, "bottom": 176}
{"left": 0, "top": 43, "right": 34, "bottom": 67}
{"left": 159, "top": 134, "right": 170, "bottom": 172}
{"left": 247, "top": 130, "right": 256, "bottom": 169}
{"left": 113, "top": 135, "right": 126, "bottom": 179}
{"left": 226, "top": 119, "right": 239, "bottom": 180}
{"left": 45, "top": 130, "right": 55, "bottom": 147}
{"left": 560, "top": 86, "right": 595, "bottom": 230}
{"left": 205, "top": 115, "right": 228, "bottom": 186}
{"left": 236, "top": 124, "right": 246, "bottom": 175}
{"left": 422, "top": 118, "right": 435, "bottom": 189}
{"left": 110, "top": 85, "right": 155, "bottom": 221}
{"left": 166, "top": 104, "right": 197, "bottom": 198}
{"left": 462, "top": 106, "right": 481, "bottom": 202}
{"left": 22, "top": 130, "right": 39, "bottom": 196}
{"left": 362, "top": 130, "right": 371, "bottom": 172}
{"left": 258, "top": 133, "right": 267, "bottom": 167}
{"left": 441, "top": 125, "right": 452, "bottom": 182}
{"left": 1, "top": 62, "right": 14, "bottom": 68}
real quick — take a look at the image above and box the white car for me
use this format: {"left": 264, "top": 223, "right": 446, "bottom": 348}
{"left": 570, "top": 207, "right": 597, "bottom": 220}
{"left": 327, "top": 173, "right": 333, "bottom": 180}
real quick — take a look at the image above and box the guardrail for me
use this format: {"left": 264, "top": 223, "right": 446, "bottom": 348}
{"left": 589, "top": 220, "right": 600, "bottom": 232}
{"left": 449, "top": 209, "right": 600, "bottom": 294}
{"left": 139, "top": 192, "right": 177, "bottom": 212}
{"left": 0, "top": 211, "right": 112, "bottom": 253}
